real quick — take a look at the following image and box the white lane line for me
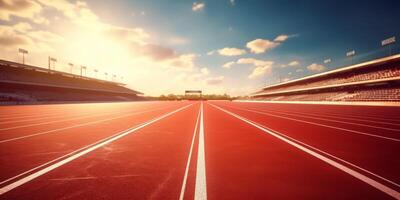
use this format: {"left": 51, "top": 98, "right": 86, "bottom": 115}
{"left": 224, "top": 105, "right": 400, "bottom": 142}
{"left": 0, "top": 113, "right": 65, "bottom": 122}
{"left": 263, "top": 109, "right": 400, "bottom": 126}
{"left": 263, "top": 109, "right": 400, "bottom": 132}
{"left": 0, "top": 109, "right": 139, "bottom": 131}
{"left": 211, "top": 104, "right": 400, "bottom": 200}
{"left": 179, "top": 104, "right": 201, "bottom": 200}
{"left": 0, "top": 105, "right": 174, "bottom": 143}
{"left": 194, "top": 102, "right": 207, "bottom": 200}
{"left": 0, "top": 104, "right": 192, "bottom": 195}
{"left": 234, "top": 101, "right": 400, "bottom": 123}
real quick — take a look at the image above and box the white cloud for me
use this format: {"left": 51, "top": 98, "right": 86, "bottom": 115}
{"left": 217, "top": 47, "right": 246, "bottom": 56}
{"left": 0, "top": 0, "right": 44, "bottom": 22}
{"left": 282, "top": 60, "right": 300, "bottom": 67}
{"left": 229, "top": 0, "right": 235, "bottom": 6}
{"left": 206, "top": 76, "right": 224, "bottom": 85}
{"left": 296, "top": 68, "right": 304, "bottom": 73}
{"left": 165, "top": 54, "right": 197, "bottom": 70}
{"left": 222, "top": 61, "right": 235, "bottom": 69}
{"left": 237, "top": 58, "right": 272, "bottom": 67}
{"left": 207, "top": 50, "right": 215, "bottom": 55}
{"left": 192, "top": 2, "right": 205, "bottom": 11}
{"left": 248, "top": 65, "right": 272, "bottom": 79}
{"left": 274, "top": 34, "right": 289, "bottom": 42}
{"left": 246, "top": 39, "right": 279, "bottom": 54}
{"left": 200, "top": 67, "right": 210, "bottom": 75}
{"left": 307, "top": 63, "right": 326, "bottom": 72}
{"left": 246, "top": 34, "right": 290, "bottom": 54}
{"left": 35, "top": 0, "right": 97, "bottom": 26}
{"left": 13, "top": 22, "right": 32, "bottom": 33}
{"left": 104, "top": 25, "right": 149, "bottom": 46}
{"left": 288, "top": 60, "right": 299, "bottom": 67}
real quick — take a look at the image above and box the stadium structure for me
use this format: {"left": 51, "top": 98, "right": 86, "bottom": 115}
{"left": 251, "top": 54, "right": 400, "bottom": 102}
{"left": 0, "top": 59, "right": 143, "bottom": 104}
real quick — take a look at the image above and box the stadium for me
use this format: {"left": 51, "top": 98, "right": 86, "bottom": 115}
{"left": 0, "top": 1, "right": 399, "bottom": 200}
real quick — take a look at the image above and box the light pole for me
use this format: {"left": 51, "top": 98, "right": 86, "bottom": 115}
{"left": 48, "top": 57, "right": 57, "bottom": 71}
{"left": 346, "top": 50, "right": 355, "bottom": 65}
{"left": 68, "top": 63, "right": 74, "bottom": 74}
{"left": 80, "top": 66, "right": 87, "bottom": 76}
{"left": 94, "top": 69, "right": 98, "bottom": 78}
{"left": 381, "top": 36, "right": 396, "bottom": 56}
{"left": 18, "top": 48, "right": 28, "bottom": 65}
{"left": 104, "top": 72, "right": 108, "bottom": 80}
{"left": 324, "top": 58, "right": 331, "bottom": 64}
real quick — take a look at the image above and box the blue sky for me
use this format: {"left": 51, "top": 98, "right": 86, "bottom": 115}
{"left": 1, "top": 0, "right": 399, "bottom": 95}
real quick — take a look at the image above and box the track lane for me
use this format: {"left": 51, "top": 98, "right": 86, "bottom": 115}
{"left": 0, "top": 102, "right": 175, "bottom": 131}
{"left": 211, "top": 101, "right": 400, "bottom": 189}
{"left": 0, "top": 102, "right": 178, "bottom": 140}
{"left": 236, "top": 101, "right": 400, "bottom": 122}
{"left": 0, "top": 102, "right": 199, "bottom": 199}
{"left": 203, "top": 102, "right": 395, "bottom": 199}
{"left": 0, "top": 102, "right": 190, "bottom": 183}
{"left": 222, "top": 103, "right": 400, "bottom": 141}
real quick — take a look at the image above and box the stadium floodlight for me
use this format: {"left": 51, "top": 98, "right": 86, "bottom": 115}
{"left": 346, "top": 50, "right": 355, "bottom": 57}
{"left": 18, "top": 48, "right": 28, "bottom": 65}
{"left": 80, "top": 66, "right": 87, "bottom": 76}
{"left": 68, "top": 63, "right": 74, "bottom": 74}
{"left": 381, "top": 36, "right": 396, "bottom": 56}
{"left": 324, "top": 58, "right": 331, "bottom": 64}
{"left": 48, "top": 57, "right": 57, "bottom": 71}
{"left": 346, "top": 50, "right": 356, "bottom": 65}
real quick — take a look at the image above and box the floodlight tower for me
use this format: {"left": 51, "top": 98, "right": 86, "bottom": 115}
{"left": 68, "top": 63, "right": 74, "bottom": 74}
{"left": 381, "top": 36, "right": 396, "bottom": 56}
{"left": 80, "top": 66, "right": 87, "bottom": 76}
{"left": 346, "top": 50, "right": 356, "bottom": 65}
{"left": 48, "top": 57, "right": 57, "bottom": 71}
{"left": 18, "top": 48, "right": 28, "bottom": 65}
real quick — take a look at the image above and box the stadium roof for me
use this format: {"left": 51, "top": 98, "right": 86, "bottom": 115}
{"left": 0, "top": 59, "right": 126, "bottom": 87}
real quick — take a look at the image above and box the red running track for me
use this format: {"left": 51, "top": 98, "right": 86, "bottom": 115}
{"left": 0, "top": 101, "right": 399, "bottom": 199}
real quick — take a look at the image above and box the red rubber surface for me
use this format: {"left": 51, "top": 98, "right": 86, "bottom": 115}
{"left": 0, "top": 101, "right": 398, "bottom": 200}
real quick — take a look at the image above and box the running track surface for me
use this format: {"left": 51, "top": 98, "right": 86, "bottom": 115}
{"left": 0, "top": 101, "right": 399, "bottom": 200}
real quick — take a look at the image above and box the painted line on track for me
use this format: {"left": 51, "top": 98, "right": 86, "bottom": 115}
{"left": 0, "top": 103, "right": 192, "bottom": 195}
{"left": 223, "top": 105, "right": 400, "bottom": 142}
{"left": 258, "top": 108, "right": 400, "bottom": 127}
{"left": 234, "top": 101, "right": 400, "bottom": 122}
{"left": 0, "top": 107, "right": 159, "bottom": 131}
{"left": 256, "top": 109, "right": 400, "bottom": 132}
{"left": 194, "top": 102, "right": 207, "bottom": 200}
{"left": 0, "top": 105, "right": 177, "bottom": 143}
{"left": 179, "top": 103, "right": 201, "bottom": 200}
{"left": 211, "top": 103, "right": 400, "bottom": 200}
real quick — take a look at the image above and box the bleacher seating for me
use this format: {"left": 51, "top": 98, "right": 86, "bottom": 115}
{"left": 0, "top": 60, "right": 143, "bottom": 103}
{"left": 256, "top": 89, "right": 400, "bottom": 102}
{"left": 0, "top": 64, "right": 138, "bottom": 94}
{"left": 258, "top": 65, "right": 400, "bottom": 94}
{"left": 252, "top": 54, "right": 400, "bottom": 102}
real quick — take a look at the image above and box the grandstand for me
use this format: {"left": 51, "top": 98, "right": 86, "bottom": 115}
{"left": 251, "top": 54, "right": 400, "bottom": 102}
{"left": 0, "top": 59, "right": 143, "bottom": 104}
